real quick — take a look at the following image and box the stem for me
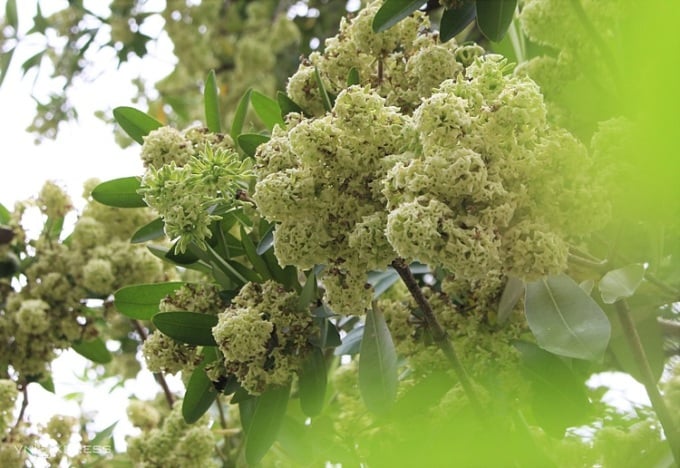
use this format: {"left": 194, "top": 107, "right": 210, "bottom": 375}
{"left": 132, "top": 319, "right": 175, "bottom": 408}
{"left": 615, "top": 300, "right": 680, "bottom": 465}
{"left": 10, "top": 385, "right": 29, "bottom": 436}
{"left": 390, "top": 258, "right": 486, "bottom": 421}
{"left": 215, "top": 395, "right": 232, "bottom": 466}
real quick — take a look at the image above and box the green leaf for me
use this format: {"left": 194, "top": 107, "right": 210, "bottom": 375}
{"left": 497, "top": 276, "right": 524, "bottom": 324}
{"left": 131, "top": 217, "right": 165, "bottom": 243}
{"left": 237, "top": 133, "right": 269, "bottom": 157}
{"left": 256, "top": 224, "right": 275, "bottom": 255}
{"left": 514, "top": 341, "right": 592, "bottom": 436}
{"left": 230, "top": 88, "right": 252, "bottom": 144}
{"left": 277, "top": 91, "right": 303, "bottom": 118}
{"left": 368, "top": 268, "right": 399, "bottom": 299}
{"left": 599, "top": 263, "right": 646, "bottom": 304}
{"left": 525, "top": 274, "right": 611, "bottom": 360}
{"left": 183, "top": 347, "right": 219, "bottom": 423}
{"left": 114, "top": 282, "right": 185, "bottom": 320}
{"left": 42, "top": 216, "right": 64, "bottom": 241}
{"left": 251, "top": 90, "right": 284, "bottom": 131}
{"left": 90, "top": 421, "right": 118, "bottom": 446}
{"left": 5, "top": 0, "right": 18, "bottom": 30}
{"left": 372, "top": 0, "right": 426, "bottom": 33}
{"left": 204, "top": 69, "right": 221, "bottom": 133}
{"left": 152, "top": 311, "right": 218, "bottom": 346}
{"left": 242, "top": 383, "right": 291, "bottom": 466}
{"left": 21, "top": 51, "right": 44, "bottom": 76}
{"left": 317, "top": 318, "right": 341, "bottom": 349}
{"left": 38, "top": 376, "right": 55, "bottom": 393}
{"left": 112, "top": 106, "right": 163, "bottom": 145}
{"left": 334, "top": 325, "right": 364, "bottom": 356}
{"left": 239, "top": 225, "right": 271, "bottom": 280}
{"left": 72, "top": 337, "right": 112, "bottom": 364}
{"left": 440, "top": 1, "right": 478, "bottom": 42}
{"left": 91, "top": 177, "right": 146, "bottom": 208}
{"left": 476, "top": 0, "right": 517, "bottom": 42}
{"left": 347, "top": 67, "right": 360, "bottom": 86}
{"left": 313, "top": 67, "right": 333, "bottom": 112}
{"left": 298, "top": 270, "right": 317, "bottom": 311}
{"left": 0, "top": 203, "right": 10, "bottom": 224}
{"left": 0, "top": 49, "right": 15, "bottom": 88}
{"left": 298, "top": 347, "right": 327, "bottom": 417}
{"left": 358, "top": 303, "right": 398, "bottom": 414}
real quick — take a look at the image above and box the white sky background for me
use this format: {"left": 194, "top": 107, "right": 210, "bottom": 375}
{"left": 0, "top": 0, "right": 653, "bottom": 463}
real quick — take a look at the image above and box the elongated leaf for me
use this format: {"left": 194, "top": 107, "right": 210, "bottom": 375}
{"left": 38, "top": 376, "right": 55, "bottom": 393}
{"left": 204, "top": 70, "right": 221, "bottom": 133}
{"left": 5, "top": 0, "right": 17, "bottom": 29}
{"left": 347, "top": 67, "right": 360, "bottom": 86}
{"left": 368, "top": 268, "right": 399, "bottom": 299}
{"left": 298, "top": 348, "right": 327, "bottom": 417}
{"left": 0, "top": 49, "right": 14, "bottom": 88}
{"left": 152, "top": 311, "right": 218, "bottom": 346}
{"left": 183, "top": 347, "right": 219, "bottom": 423}
{"left": 0, "top": 203, "right": 10, "bottom": 224}
{"left": 514, "top": 341, "right": 592, "bottom": 436}
{"left": 298, "top": 270, "right": 317, "bottom": 311}
{"left": 238, "top": 133, "right": 269, "bottom": 157}
{"left": 497, "top": 276, "right": 524, "bottom": 324}
{"left": 372, "top": 0, "right": 426, "bottom": 33}
{"left": 131, "top": 217, "right": 165, "bottom": 243}
{"left": 277, "top": 91, "right": 304, "bottom": 118}
{"left": 359, "top": 303, "right": 398, "bottom": 414}
{"left": 114, "top": 282, "right": 184, "bottom": 319}
{"left": 334, "top": 325, "right": 364, "bottom": 355}
{"left": 256, "top": 224, "right": 275, "bottom": 255}
{"left": 242, "top": 383, "right": 291, "bottom": 466}
{"left": 21, "top": 51, "right": 44, "bottom": 76}
{"left": 90, "top": 421, "right": 118, "bottom": 446}
{"left": 113, "top": 106, "right": 163, "bottom": 145}
{"left": 313, "top": 67, "right": 333, "bottom": 112}
{"left": 239, "top": 225, "right": 270, "bottom": 280}
{"left": 599, "top": 263, "right": 646, "bottom": 304}
{"left": 440, "top": 1, "right": 477, "bottom": 42}
{"left": 476, "top": 0, "right": 517, "bottom": 42}
{"left": 251, "top": 90, "right": 284, "bottom": 131}
{"left": 91, "top": 177, "right": 146, "bottom": 208}
{"left": 525, "top": 275, "right": 610, "bottom": 360}
{"left": 230, "top": 88, "right": 252, "bottom": 144}
{"left": 72, "top": 337, "right": 112, "bottom": 364}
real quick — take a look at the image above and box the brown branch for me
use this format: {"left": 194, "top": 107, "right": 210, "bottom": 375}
{"left": 390, "top": 258, "right": 486, "bottom": 421}
{"left": 10, "top": 384, "right": 29, "bottom": 436}
{"left": 132, "top": 319, "right": 175, "bottom": 408}
{"left": 615, "top": 300, "right": 680, "bottom": 465}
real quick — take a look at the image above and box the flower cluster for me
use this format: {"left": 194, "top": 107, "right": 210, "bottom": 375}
{"left": 142, "top": 283, "right": 227, "bottom": 375}
{"left": 139, "top": 127, "right": 252, "bottom": 253}
{"left": 127, "top": 401, "right": 217, "bottom": 467}
{"left": 212, "top": 281, "right": 313, "bottom": 394}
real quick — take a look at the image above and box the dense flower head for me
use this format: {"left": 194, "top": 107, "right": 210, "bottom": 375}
{"left": 212, "top": 281, "right": 313, "bottom": 394}
{"left": 139, "top": 127, "right": 252, "bottom": 253}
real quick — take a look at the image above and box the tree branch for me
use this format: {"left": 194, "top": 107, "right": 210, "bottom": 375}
{"left": 132, "top": 319, "right": 175, "bottom": 408}
{"left": 10, "top": 384, "right": 29, "bottom": 436}
{"left": 615, "top": 299, "right": 680, "bottom": 465}
{"left": 390, "top": 258, "right": 486, "bottom": 421}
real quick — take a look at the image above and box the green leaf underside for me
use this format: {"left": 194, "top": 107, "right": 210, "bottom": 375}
{"left": 298, "top": 347, "right": 327, "bottom": 417}
{"left": 251, "top": 90, "right": 285, "bottom": 131}
{"left": 112, "top": 106, "right": 163, "bottom": 145}
{"left": 497, "top": 276, "right": 524, "bottom": 323}
{"left": 183, "top": 347, "right": 219, "bottom": 423}
{"left": 358, "top": 304, "right": 398, "bottom": 414}
{"left": 372, "top": 0, "right": 426, "bottom": 33}
{"left": 238, "top": 133, "right": 270, "bottom": 157}
{"left": 72, "top": 337, "right": 112, "bottom": 364}
{"left": 476, "top": 0, "right": 517, "bottom": 42}
{"left": 599, "top": 263, "right": 646, "bottom": 304}
{"left": 334, "top": 325, "right": 364, "bottom": 356}
{"left": 242, "top": 383, "right": 291, "bottom": 466}
{"left": 525, "top": 274, "right": 610, "bottom": 361}
{"left": 91, "top": 177, "right": 146, "bottom": 208}
{"left": 231, "top": 88, "right": 252, "bottom": 144}
{"left": 440, "top": 1, "right": 478, "bottom": 42}
{"left": 298, "top": 270, "right": 317, "bottom": 311}
{"left": 114, "top": 282, "right": 185, "bottom": 320}
{"left": 204, "top": 69, "right": 221, "bottom": 133}
{"left": 131, "top": 217, "right": 165, "bottom": 243}
{"left": 152, "top": 311, "right": 218, "bottom": 346}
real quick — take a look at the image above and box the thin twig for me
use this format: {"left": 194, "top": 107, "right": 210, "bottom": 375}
{"left": 132, "top": 319, "right": 175, "bottom": 408}
{"left": 615, "top": 299, "right": 680, "bottom": 465}
{"left": 215, "top": 395, "right": 232, "bottom": 465}
{"left": 10, "top": 385, "right": 29, "bottom": 436}
{"left": 390, "top": 258, "right": 486, "bottom": 421}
